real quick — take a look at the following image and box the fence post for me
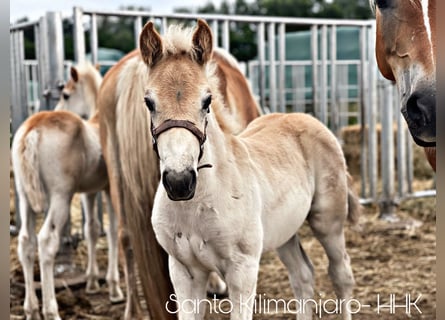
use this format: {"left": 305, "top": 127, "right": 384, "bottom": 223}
{"left": 379, "top": 79, "right": 397, "bottom": 220}
{"left": 73, "top": 7, "right": 86, "bottom": 63}
{"left": 257, "top": 22, "right": 266, "bottom": 111}
{"left": 311, "top": 25, "right": 319, "bottom": 115}
{"left": 268, "top": 23, "right": 276, "bottom": 113}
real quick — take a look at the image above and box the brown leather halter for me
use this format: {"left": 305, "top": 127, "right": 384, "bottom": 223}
{"left": 151, "top": 118, "right": 208, "bottom": 162}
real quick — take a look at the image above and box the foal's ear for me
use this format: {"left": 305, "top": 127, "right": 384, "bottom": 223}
{"left": 70, "top": 66, "right": 79, "bottom": 82}
{"left": 192, "top": 19, "right": 213, "bottom": 65}
{"left": 139, "top": 21, "right": 163, "bottom": 67}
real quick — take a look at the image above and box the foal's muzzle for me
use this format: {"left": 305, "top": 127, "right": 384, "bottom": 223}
{"left": 162, "top": 168, "right": 197, "bottom": 201}
{"left": 402, "top": 88, "right": 436, "bottom": 147}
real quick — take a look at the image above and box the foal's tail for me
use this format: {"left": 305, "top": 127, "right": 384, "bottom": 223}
{"left": 13, "top": 129, "right": 47, "bottom": 213}
{"left": 347, "top": 173, "right": 361, "bottom": 225}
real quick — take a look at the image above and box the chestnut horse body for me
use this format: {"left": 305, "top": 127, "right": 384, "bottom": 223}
{"left": 373, "top": 0, "right": 436, "bottom": 170}
{"left": 97, "top": 28, "right": 260, "bottom": 319}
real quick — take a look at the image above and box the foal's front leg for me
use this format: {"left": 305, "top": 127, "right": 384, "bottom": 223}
{"left": 168, "top": 257, "right": 208, "bottom": 320}
{"left": 225, "top": 256, "right": 260, "bottom": 320}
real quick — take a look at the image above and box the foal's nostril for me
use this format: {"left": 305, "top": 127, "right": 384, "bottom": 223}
{"left": 162, "top": 169, "right": 197, "bottom": 201}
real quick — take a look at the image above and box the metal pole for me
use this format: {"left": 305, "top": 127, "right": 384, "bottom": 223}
{"left": 319, "top": 25, "right": 328, "bottom": 125}
{"left": 90, "top": 13, "right": 99, "bottom": 65}
{"left": 222, "top": 20, "right": 230, "bottom": 52}
{"left": 278, "top": 23, "right": 286, "bottom": 113}
{"left": 311, "top": 25, "right": 318, "bottom": 115}
{"left": 37, "top": 17, "right": 50, "bottom": 110}
{"left": 367, "top": 24, "right": 378, "bottom": 200}
{"left": 268, "top": 23, "right": 276, "bottom": 113}
{"left": 359, "top": 25, "right": 368, "bottom": 198}
{"left": 45, "top": 11, "right": 65, "bottom": 109}
{"left": 395, "top": 87, "right": 407, "bottom": 197}
{"left": 379, "top": 80, "right": 396, "bottom": 219}
{"left": 134, "top": 16, "right": 142, "bottom": 47}
{"left": 73, "top": 7, "right": 86, "bottom": 63}
{"left": 211, "top": 20, "right": 219, "bottom": 47}
{"left": 257, "top": 22, "right": 266, "bottom": 110}
{"left": 330, "top": 25, "right": 339, "bottom": 134}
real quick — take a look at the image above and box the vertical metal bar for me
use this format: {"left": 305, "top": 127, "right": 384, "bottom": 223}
{"left": 134, "top": 16, "right": 142, "bottom": 48}
{"left": 31, "top": 65, "right": 39, "bottom": 112}
{"left": 73, "top": 7, "right": 86, "bottom": 63}
{"left": 278, "top": 23, "right": 286, "bottom": 113}
{"left": 395, "top": 86, "right": 406, "bottom": 197}
{"left": 257, "top": 22, "right": 266, "bottom": 110}
{"left": 406, "top": 128, "right": 414, "bottom": 193}
{"left": 311, "top": 25, "right": 318, "bottom": 115}
{"left": 46, "top": 11, "right": 65, "bottom": 109}
{"left": 37, "top": 17, "right": 50, "bottom": 110}
{"left": 379, "top": 80, "right": 396, "bottom": 218}
{"left": 330, "top": 25, "right": 339, "bottom": 134}
{"left": 211, "top": 20, "right": 219, "bottom": 47}
{"left": 268, "top": 23, "right": 276, "bottom": 113}
{"left": 368, "top": 24, "right": 378, "bottom": 200}
{"left": 359, "top": 25, "right": 368, "bottom": 198}
{"left": 222, "top": 20, "right": 230, "bottom": 52}
{"left": 10, "top": 32, "right": 19, "bottom": 133}
{"left": 319, "top": 25, "right": 328, "bottom": 125}
{"left": 161, "top": 17, "right": 168, "bottom": 35}
{"left": 90, "top": 13, "right": 99, "bottom": 65}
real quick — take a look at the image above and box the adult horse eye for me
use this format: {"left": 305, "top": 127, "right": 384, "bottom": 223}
{"left": 144, "top": 96, "right": 155, "bottom": 112}
{"left": 375, "top": 0, "right": 389, "bottom": 9}
{"left": 202, "top": 95, "right": 212, "bottom": 113}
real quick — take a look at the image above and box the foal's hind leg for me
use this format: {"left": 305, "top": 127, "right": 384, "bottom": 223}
{"left": 308, "top": 201, "right": 355, "bottom": 320}
{"left": 277, "top": 234, "right": 314, "bottom": 320}
{"left": 38, "top": 194, "right": 71, "bottom": 320}
{"left": 103, "top": 190, "right": 124, "bottom": 303}
{"left": 81, "top": 192, "right": 101, "bottom": 293}
{"left": 17, "top": 195, "right": 41, "bottom": 320}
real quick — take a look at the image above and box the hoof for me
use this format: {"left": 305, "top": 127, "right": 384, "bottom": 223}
{"left": 109, "top": 287, "right": 125, "bottom": 304}
{"left": 25, "top": 310, "right": 42, "bottom": 320}
{"left": 86, "top": 279, "right": 101, "bottom": 294}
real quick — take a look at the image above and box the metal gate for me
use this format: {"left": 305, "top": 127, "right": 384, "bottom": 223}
{"left": 10, "top": 7, "right": 435, "bottom": 231}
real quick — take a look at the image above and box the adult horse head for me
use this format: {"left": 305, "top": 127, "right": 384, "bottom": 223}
{"left": 373, "top": 0, "right": 436, "bottom": 148}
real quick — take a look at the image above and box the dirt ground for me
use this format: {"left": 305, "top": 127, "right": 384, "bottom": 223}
{"left": 9, "top": 169, "right": 436, "bottom": 319}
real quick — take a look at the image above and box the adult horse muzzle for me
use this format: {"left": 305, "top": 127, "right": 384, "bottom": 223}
{"left": 151, "top": 118, "right": 209, "bottom": 201}
{"left": 402, "top": 87, "right": 436, "bottom": 147}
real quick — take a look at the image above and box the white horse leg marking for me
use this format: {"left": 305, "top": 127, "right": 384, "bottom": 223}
{"left": 103, "top": 190, "right": 124, "bottom": 303}
{"left": 17, "top": 194, "right": 41, "bottom": 320}
{"left": 37, "top": 194, "right": 71, "bottom": 320}
{"left": 276, "top": 235, "right": 314, "bottom": 320}
{"left": 81, "top": 192, "right": 101, "bottom": 294}
{"left": 169, "top": 257, "right": 208, "bottom": 320}
{"left": 421, "top": 0, "right": 435, "bottom": 66}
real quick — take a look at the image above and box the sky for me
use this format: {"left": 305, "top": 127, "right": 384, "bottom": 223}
{"left": 10, "top": 0, "right": 225, "bottom": 24}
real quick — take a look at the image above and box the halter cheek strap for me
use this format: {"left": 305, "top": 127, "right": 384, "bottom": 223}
{"left": 151, "top": 118, "right": 208, "bottom": 162}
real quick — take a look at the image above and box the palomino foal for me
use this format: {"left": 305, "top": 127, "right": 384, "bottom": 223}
{"left": 141, "top": 20, "right": 359, "bottom": 320}
{"left": 372, "top": 0, "right": 436, "bottom": 170}
{"left": 11, "top": 63, "right": 123, "bottom": 320}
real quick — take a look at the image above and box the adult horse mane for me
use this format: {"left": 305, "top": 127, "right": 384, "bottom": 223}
{"left": 372, "top": 0, "right": 436, "bottom": 170}
{"left": 97, "top": 21, "right": 260, "bottom": 319}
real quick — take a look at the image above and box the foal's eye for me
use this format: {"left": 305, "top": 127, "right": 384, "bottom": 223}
{"left": 202, "top": 95, "right": 212, "bottom": 113}
{"left": 63, "top": 92, "right": 70, "bottom": 100}
{"left": 144, "top": 96, "right": 155, "bottom": 112}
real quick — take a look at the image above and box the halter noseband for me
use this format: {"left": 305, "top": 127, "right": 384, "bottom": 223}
{"left": 151, "top": 118, "right": 208, "bottom": 162}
